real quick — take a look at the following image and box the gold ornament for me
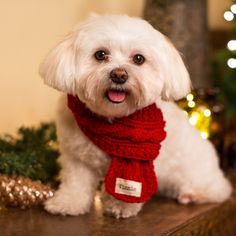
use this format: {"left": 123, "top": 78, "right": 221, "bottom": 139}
{"left": 0, "top": 174, "right": 54, "bottom": 209}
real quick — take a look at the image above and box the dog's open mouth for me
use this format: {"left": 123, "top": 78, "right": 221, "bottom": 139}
{"left": 106, "top": 88, "right": 128, "bottom": 103}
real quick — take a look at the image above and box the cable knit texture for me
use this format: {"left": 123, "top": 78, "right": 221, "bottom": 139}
{"left": 67, "top": 95, "right": 166, "bottom": 203}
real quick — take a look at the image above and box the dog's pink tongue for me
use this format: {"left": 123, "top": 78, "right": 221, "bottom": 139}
{"left": 108, "top": 90, "right": 126, "bottom": 103}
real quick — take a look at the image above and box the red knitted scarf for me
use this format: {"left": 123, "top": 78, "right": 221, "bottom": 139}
{"left": 67, "top": 95, "right": 166, "bottom": 203}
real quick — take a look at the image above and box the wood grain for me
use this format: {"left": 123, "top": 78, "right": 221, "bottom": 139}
{"left": 1, "top": 191, "right": 235, "bottom": 236}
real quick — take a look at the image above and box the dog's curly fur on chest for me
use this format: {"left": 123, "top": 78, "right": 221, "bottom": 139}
{"left": 39, "top": 14, "right": 232, "bottom": 219}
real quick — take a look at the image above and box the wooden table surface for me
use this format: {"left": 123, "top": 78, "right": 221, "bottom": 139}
{"left": 1, "top": 191, "right": 235, "bottom": 236}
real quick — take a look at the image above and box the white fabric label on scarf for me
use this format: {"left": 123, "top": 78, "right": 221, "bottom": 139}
{"left": 115, "top": 178, "right": 142, "bottom": 197}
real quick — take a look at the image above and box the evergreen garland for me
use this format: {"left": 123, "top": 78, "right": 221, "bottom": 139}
{"left": 0, "top": 123, "right": 60, "bottom": 183}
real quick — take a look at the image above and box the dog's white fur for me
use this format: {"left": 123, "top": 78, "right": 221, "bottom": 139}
{"left": 40, "top": 14, "right": 232, "bottom": 218}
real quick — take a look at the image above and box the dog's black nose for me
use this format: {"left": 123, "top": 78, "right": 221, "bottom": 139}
{"left": 110, "top": 68, "right": 128, "bottom": 84}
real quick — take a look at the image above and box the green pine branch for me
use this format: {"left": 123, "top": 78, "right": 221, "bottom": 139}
{"left": 0, "top": 123, "right": 60, "bottom": 183}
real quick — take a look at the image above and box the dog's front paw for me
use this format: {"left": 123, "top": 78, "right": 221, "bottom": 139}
{"left": 104, "top": 202, "right": 142, "bottom": 219}
{"left": 44, "top": 190, "right": 92, "bottom": 216}
{"left": 102, "top": 194, "right": 143, "bottom": 219}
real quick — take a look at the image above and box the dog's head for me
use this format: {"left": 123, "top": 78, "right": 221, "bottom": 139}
{"left": 40, "top": 14, "right": 191, "bottom": 118}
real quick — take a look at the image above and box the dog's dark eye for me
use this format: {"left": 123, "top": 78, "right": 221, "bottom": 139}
{"left": 133, "top": 54, "right": 145, "bottom": 65}
{"left": 94, "top": 50, "right": 108, "bottom": 61}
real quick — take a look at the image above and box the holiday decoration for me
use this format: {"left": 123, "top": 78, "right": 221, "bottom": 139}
{"left": 0, "top": 174, "right": 54, "bottom": 209}
{"left": 211, "top": 1, "right": 236, "bottom": 169}
{"left": 67, "top": 95, "right": 166, "bottom": 203}
{"left": 0, "top": 123, "right": 59, "bottom": 209}
{"left": 178, "top": 89, "right": 224, "bottom": 141}
{"left": 213, "top": 1, "right": 236, "bottom": 117}
{"left": 0, "top": 123, "right": 59, "bottom": 183}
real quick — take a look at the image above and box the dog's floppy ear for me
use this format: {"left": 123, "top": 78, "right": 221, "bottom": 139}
{"left": 39, "top": 34, "right": 77, "bottom": 94}
{"left": 153, "top": 32, "right": 191, "bottom": 101}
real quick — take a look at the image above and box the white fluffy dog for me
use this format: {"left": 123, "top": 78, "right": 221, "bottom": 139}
{"left": 40, "top": 14, "right": 232, "bottom": 218}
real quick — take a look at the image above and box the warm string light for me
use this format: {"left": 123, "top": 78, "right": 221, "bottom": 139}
{"left": 227, "top": 58, "right": 236, "bottom": 68}
{"left": 183, "top": 93, "right": 212, "bottom": 139}
{"left": 224, "top": 11, "right": 234, "bottom": 21}
{"left": 186, "top": 93, "right": 196, "bottom": 108}
{"left": 203, "top": 109, "right": 211, "bottom": 117}
{"left": 227, "top": 40, "right": 236, "bottom": 50}
{"left": 224, "top": 4, "right": 236, "bottom": 69}
{"left": 231, "top": 4, "right": 236, "bottom": 14}
{"left": 94, "top": 193, "right": 102, "bottom": 211}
